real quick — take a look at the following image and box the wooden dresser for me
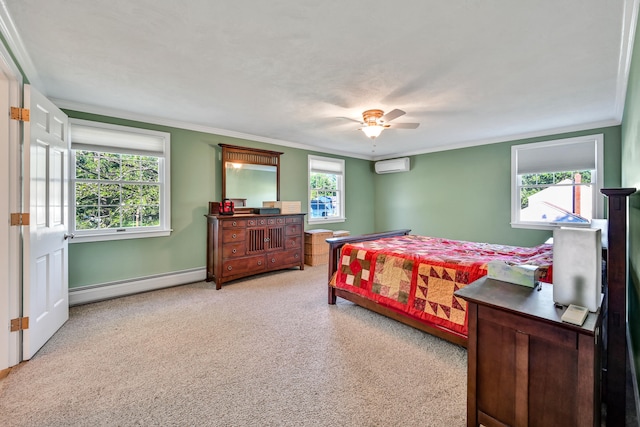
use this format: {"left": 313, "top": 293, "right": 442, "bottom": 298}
{"left": 455, "top": 277, "right": 602, "bottom": 427}
{"left": 206, "top": 213, "right": 305, "bottom": 289}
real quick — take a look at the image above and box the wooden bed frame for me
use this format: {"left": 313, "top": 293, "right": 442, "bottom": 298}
{"left": 326, "top": 188, "right": 635, "bottom": 424}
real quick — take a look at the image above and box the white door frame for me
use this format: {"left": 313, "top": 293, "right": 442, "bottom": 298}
{"left": 0, "top": 38, "right": 24, "bottom": 370}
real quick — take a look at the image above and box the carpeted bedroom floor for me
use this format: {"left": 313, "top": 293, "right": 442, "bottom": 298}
{"left": 0, "top": 265, "right": 468, "bottom": 426}
{"left": 2, "top": 265, "right": 637, "bottom": 426}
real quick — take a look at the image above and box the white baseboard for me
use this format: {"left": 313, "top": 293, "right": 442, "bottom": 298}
{"left": 69, "top": 268, "right": 207, "bottom": 306}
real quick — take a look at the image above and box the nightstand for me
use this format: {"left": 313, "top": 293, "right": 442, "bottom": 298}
{"left": 455, "top": 277, "right": 602, "bottom": 427}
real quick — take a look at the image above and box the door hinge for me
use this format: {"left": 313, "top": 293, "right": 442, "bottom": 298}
{"left": 10, "top": 107, "right": 30, "bottom": 122}
{"left": 10, "top": 213, "right": 30, "bottom": 226}
{"left": 10, "top": 317, "right": 29, "bottom": 332}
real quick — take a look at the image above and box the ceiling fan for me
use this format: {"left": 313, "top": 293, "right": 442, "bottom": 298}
{"left": 359, "top": 109, "right": 420, "bottom": 139}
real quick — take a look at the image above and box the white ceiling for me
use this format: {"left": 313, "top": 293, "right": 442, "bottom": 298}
{"left": 1, "top": 0, "right": 638, "bottom": 160}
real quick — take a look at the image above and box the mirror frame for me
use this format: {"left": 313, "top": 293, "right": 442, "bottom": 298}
{"left": 220, "top": 143, "right": 282, "bottom": 205}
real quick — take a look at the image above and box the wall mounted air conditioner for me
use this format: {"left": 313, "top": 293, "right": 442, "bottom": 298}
{"left": 374, "top": 157, "right": 410, "bottom": 174}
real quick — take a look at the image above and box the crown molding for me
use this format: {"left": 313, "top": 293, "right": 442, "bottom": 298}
{"left": 56, "top": 97, "right": 620, "bottom": 163}
{"left": 52, "top": 98, "right": 374, "bottom": 161}
{"left": 614, "top": 0, "right": 640, "bottom": 121}
{"left": 0, "top": 0, "right": 42, "bottom": 88}
{"left": 371, "top": 118, "right": 621, "bottom": 161}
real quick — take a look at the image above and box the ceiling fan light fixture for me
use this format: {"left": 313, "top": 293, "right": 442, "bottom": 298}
{"left": 362, "top": 125, "right": 384, "bottom": 139}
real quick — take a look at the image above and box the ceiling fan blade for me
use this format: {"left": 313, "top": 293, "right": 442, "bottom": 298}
{"left": 381, "top": 109, "right": 405, "bottom": 122}
{"left": 389, "top": 122, "right": 420, "bottom": 129}
{"left": 337, "top": 116, "right": 364, "bottom": 124}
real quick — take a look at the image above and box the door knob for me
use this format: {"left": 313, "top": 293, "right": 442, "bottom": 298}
{"left": 64, "top": 233, "right": 75, "bottom": 240}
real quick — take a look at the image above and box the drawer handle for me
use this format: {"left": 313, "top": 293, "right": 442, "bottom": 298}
{"left": 232, "top": 248, "right": 237, "bottom": 254}
{"left": 232, "top": 221, "right": 237, "bottom": 226}
{"left": 227, "top": 266, "right": 232, "bottom": 271}
{"left": 264, "top": 237, "right": 270, "bottom": 242}
{"left": 271, "top": 258, "right": 276, "bottom": 263}
{"left": 257, "top": 260, "right": 262, "bottom": 266}
{"left": 294, "top": 253, "right": 299, "bottom": 258}
{"left": 232, "top": 233, "right": 237, "bottom": 239}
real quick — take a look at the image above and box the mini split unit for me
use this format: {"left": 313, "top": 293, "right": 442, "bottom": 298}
{"left": 374, "top": 157, "right": 410, "bottom": 174}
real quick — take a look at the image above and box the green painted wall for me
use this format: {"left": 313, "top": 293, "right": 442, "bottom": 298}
{"left": 66, "top": 111, "right": 375, "bottom": 288}
{"left": 67, "top": 117, "right": 622, "bottom": 289}
{"left": 373, "top": 127, "right": 621, "bottom": 247}
{"left": 620, "top": 6, "right": 640, "bottom": 395}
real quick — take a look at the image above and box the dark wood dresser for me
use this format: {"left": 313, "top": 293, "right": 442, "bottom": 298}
{"left": 455, "top": 277, "right": 602, "bottom": 427}
{"left": 206, "top": 213, "right": 305, "bottom": 289}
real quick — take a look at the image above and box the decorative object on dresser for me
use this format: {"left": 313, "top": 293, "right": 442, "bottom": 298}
{"left": 263, "top": 201, "right": 302, "bottom": 214}
{"left": 486, "top": 260, "right": 541, "bottom": 288}
{"left": 206, "top": 212, "right": 305, "bottom": 289}
{"left": 217, "top": 198, "right": 235, "bottom": 215}
{"left": 253, "top": 207, "right": 280, "bottom": 214}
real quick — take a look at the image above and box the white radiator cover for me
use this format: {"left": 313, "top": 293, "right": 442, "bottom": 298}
{"left": 374, "top": 157, "right": 410, "bottom": 174}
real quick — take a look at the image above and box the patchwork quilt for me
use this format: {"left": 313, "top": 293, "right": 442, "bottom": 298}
{"left": 334, "top": 235, "right": 553, "bottom": 336}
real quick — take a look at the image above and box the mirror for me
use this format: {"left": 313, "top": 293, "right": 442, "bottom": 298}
{"left": 220, "top": 144, "right": 282, "bottom": 208}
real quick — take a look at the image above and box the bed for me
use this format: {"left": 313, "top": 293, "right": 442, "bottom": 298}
{"left": 327, "top": 231, "right": 553, "bottom": 346}
{"left": 326, "top": 188, "right": 635, "bottom": 424}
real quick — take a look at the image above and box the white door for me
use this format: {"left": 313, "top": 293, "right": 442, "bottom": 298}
{"left": 22, "top": 84, "right": 70, "bottom": 359}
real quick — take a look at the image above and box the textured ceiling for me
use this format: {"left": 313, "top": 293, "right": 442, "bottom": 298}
{"left": 2, "top": 0, "right": 637, "bottom": 159}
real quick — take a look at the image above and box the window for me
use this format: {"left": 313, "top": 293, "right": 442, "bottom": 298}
{"left": 308, "top": 155, "right": 345, "bottom": 224}
{"left": 511, "top": 134, "right": 603, "bottom": 229}
{"left": 70, "top": 119, "right": 171, "bottom": 242}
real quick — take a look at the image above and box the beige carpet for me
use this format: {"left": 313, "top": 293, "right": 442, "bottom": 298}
{"left": 0, "top": 265, "right": 467, "bottom": 426}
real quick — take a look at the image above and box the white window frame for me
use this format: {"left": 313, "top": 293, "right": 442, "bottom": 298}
{"left": 511, "top": 134, "right": 604, "bottom": 230}
{"left": 308, "top": 155, "right": 346, "bottom": 224}
{"left": 69, "top": 119, "right": 171, "bottom": 242}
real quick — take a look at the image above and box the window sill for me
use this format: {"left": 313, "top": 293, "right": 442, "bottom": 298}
{"left": 69, "top": 229, "right": 172, "bottom": 243}
{"left": 510, "top": 222, "right": 591, "bottom": 231}
{"left": 308, "top": 217, "right": 346, "bottom": 225}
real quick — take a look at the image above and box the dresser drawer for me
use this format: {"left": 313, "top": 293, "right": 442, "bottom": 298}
{"left": 208, "top": 212, "right": 307, "bottom": 289}
{"left": 222, "top": 242, "right": 245, "bottom": 258}
{"left": 285, "top": 223, "right": 302, "bottom": 236}
{"left": 266, "top": 217, "right": 288, "bottom": 225}
{"left": 285, "top": 235, "right": 301, "bottom": 249}
{"left": 266, "top": 249, "right": 302, "bottom": 268}
{"left": 221, "top": 219, "right": 246, "bottom": 228}
{"left": 247, "top": 218, "right": 269, "bottom": 227}
{"left": 222, "top": 255, "right": 266, "bottom": 277}
{"left": 286, "top": 216, "right": 302, "bottom": 224}
{"left": 222, "top": 229, "right": 245, "bottom": 243}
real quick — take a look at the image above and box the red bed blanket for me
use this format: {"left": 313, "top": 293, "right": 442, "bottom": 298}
{"left": 333, "top": 235, "right": 553, "bottom": 336}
